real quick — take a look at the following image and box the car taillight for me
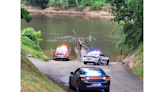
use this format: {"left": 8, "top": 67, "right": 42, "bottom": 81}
{"left": 103, "top": 77, "right": 110, "bottom": 81}
{"left": 53, "top": 51, "right": 56, "bottom": 57}
{"left": 81, "top": 77, "right": 110, "bottom": 81}
{"left": 63, "top": 52, "right": 67, "bottom": 55}
{"left": 81, "top": 77, "right": 90, "bottom": 81}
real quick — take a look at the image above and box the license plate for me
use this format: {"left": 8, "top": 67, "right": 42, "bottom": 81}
{"left": 93, "top": 83, "right": 99, "bottom": 86}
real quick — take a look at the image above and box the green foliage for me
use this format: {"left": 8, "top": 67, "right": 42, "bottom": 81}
{"left": 22, "top": 0, "right": 49, "bottom": 8}
{"left": 21, "top": 8, "right": 32, "bottom": 22}
{"left": 132, "top": 59, "right": 143, "bottom": 80}
{"left": 55, "top": 8, "right": 60, "bottom": 11}
{"left": 90, "top": 1, "right": 105, "bottom": 10}
{"left": 78, "top": 0, "right": 106, "bottom": 10}
{"left": 110, "top": 0, "right": 143, "bottom": 54}
{"left": 68, "top": 0, "right": 76, "bottom": 7}
{"left": 21, "top": 28, "right": 42, "bottom": 51}
{"left": 21, "top": 28, "right": 48, "bottom": 60}
{"left": 22, "top": 0, "right": 108, "bottom": 10}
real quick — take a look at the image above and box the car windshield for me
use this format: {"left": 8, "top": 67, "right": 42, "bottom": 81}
{"left": 56, "top": 47, "right": 68, "bottom": 52}
{"left": 87, "top": 52, "right": 99, "bottom": 56}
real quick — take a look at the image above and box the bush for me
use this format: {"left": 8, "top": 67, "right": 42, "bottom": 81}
{"left": 78, "top": 0, "right": 106, "bottom": 10}
{"left": 21, "top": 28, "right": 42, "bottom": 49}
{"left": 55, "top": 8, "right": 59, "bottom": 11}
{"left": 21, "top": 27, "right": 48, "bottom": 61}
{"left": 90, "top": 1, "right": 105, "bottom": 10}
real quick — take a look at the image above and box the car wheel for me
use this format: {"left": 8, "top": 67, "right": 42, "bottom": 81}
{"left": 97, "top": 59, "right": 101, "bottom": 65}
{"left": 106, "top": 60, "right": 109, "bottom": 65}
{"left": 84, "top": 62, "right": 87, "bottom": 64}
{"left": 76, "top": 83, "right": 82, "bottom": 92}
{"left": 104, "top": 88, "right": 109, "bottom": 92}
{"left": 94, "top": 63, "right": 96, "bottom": 65}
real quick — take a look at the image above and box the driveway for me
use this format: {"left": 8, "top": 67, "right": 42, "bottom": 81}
{"left": 28, "top": 57, "right": 143, "bottom": 92}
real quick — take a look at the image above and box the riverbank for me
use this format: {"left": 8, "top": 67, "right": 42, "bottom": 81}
{"left": 21, "top": 4, "right": 115, "bottom": 19}
{"left": 117, "top": 52, "right": 143, "bottom": 81}
{"left": 21, "top": 27, "right": 66, "bottom": 91}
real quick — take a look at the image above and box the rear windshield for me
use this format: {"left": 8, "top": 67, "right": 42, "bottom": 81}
{"left": 87, "top": 52, "right": 98, "bottom": 56}
{"left": 81, "top": 68, "right": 106, "bottom": 76}
{"left": 56, "top": 48, "right": 68, "bottom": 52}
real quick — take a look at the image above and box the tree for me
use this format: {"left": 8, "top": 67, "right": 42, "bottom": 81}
{"left": 21, "top": 7, "right": 32, "bottom": 22}
{"left": 110, "top": 0, "right": 143, "bottom": 53}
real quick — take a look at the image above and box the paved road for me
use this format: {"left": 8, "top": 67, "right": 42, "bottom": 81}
{"left": 28, "top": 57, "right": 143, "bottom": 92}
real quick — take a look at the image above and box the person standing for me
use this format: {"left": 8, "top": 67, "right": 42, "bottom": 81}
{"left": 79, "top": 39, "right": 83, "bottom": 50}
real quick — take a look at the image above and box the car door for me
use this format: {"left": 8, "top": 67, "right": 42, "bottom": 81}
{"left": 100, "top": 54, "right": 108, "bottom": 64}
{"left": 72, "top": 68, "right": 81, "bottom": 87}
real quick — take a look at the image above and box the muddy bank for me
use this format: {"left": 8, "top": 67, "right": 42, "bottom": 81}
{"left": 21, "top": 4, "right": 114, "bottom": 19}
{"left": 116, "top": 53, "right": 143, "bottom": 81}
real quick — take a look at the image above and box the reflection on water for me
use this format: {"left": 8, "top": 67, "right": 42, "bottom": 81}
{"left": 21, "top": 13, "right": 127, "bottom": 61}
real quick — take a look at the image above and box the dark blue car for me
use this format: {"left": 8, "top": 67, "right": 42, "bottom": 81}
{"left": 69, "top": 67, "right": 110, "bottom": 92}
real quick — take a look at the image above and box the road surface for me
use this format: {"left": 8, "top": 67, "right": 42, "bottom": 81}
{"left": 28, "top": 57, "right": 143, "bottom": 92}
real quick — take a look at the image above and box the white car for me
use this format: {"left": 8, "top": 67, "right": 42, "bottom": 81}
{"left": 82, "top": 51, "right": 109, "bottom": 65}
{"left": 53, "top": 46, "right": 71, "bottom": 61}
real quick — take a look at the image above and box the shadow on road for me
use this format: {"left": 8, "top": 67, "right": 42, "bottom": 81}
{"left": 45, "top": 74, "right": 105, "bottom": 92}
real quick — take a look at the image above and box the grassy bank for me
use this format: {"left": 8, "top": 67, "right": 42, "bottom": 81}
{"left": 21, "top": 27, "right": 48, "bottom": 61}
{"left": 21, "top": 52, "right": 65, "bottom": 92}
{"left": 121, "top": 52, "right": 143, "bottom": 80}
{"left": 132, "top": 52, "right": 143, "bottom": 80}
{"left": 21, "top": 27, "right": 65, "bottom": 92}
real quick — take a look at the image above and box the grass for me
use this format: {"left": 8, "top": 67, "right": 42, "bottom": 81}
{"left": 132, "top": 52, "right": 143, "bottom": 80}
{"left": 132, "top": 60, "right": 143, "bottom": 80}
{"left": 55, "top": 8, "right": 59, "bottom": 11}
{"left": 21, "top": 52, "right": 65, "bottom": 92}
{"left": 21, "top": 27, "right": 65, "bottom": 91}
{"left": 21, "top": 43, "right": 49, "bottom": 61}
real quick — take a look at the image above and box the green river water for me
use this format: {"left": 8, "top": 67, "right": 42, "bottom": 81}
{"left": 21, "top": 13, "right": 127, "bottom": 61}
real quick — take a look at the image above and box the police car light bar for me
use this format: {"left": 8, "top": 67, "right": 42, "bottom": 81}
{"left": 85, "top": 71, "right": 102, "bottom": 76}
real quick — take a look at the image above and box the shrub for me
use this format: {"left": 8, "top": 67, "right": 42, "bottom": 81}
{"left": 90, "top": 1, "right": 105, "bottom": 10}
{"left": 21, "top": 28, "right": 42, "bottom": 46}
{"left": 21, "top": 27, "right": 48, "bottom": 61}
{"left": 55, "top": 8, "right": 59, "bottom": 11}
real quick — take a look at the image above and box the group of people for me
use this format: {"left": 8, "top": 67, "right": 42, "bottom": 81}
{"left": 78, "top": 38, "right": 83, "bottom": 50}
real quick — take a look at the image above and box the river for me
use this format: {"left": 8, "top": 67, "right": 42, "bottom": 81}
{"left": 21, "top": 13, "right": 127, "bottom": 61}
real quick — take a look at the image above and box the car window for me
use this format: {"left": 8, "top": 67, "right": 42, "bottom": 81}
{"left": 74, "top": 68, "right": 81, "bottom": 76}
{"left": 87, "top": 52, "right": 98, "bottom": 56}
{"left": 81, "top": 68, "right": 106, "bottom": 76}
{"left": 100, "top": 54, "right": 105, "bottom": 57}
{"left": 56, "top": 47, "right": 68, "bottom": 52}
{"left": 101, "top": 54, "right": 105, "bottom": 56}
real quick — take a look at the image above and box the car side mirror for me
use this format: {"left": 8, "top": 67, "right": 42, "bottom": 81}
{"left": 70, "top": 72, "right": 74, "bottom": 74}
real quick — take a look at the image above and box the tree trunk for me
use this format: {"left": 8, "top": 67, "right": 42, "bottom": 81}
{"left": 75, "top": 0, "right": 78, "bottom": 7}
